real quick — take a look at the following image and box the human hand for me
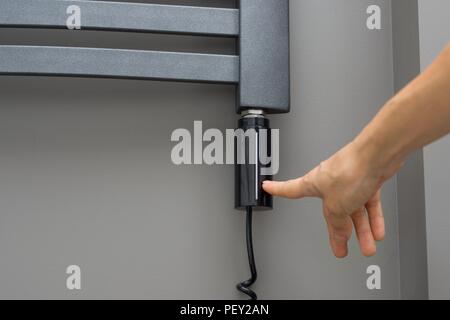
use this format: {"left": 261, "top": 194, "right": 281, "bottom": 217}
{"left": 263, "top": 141, "right": 401, "bottom": 258}
{"left": 263, "top": 43, "right": 450, "bottom": 258}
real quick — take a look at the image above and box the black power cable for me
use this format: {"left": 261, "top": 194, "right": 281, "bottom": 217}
{"left": 236, "top": 206, "right": 258, "bottom": 300}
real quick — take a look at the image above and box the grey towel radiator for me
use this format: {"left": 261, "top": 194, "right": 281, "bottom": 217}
{"left": 0, "top": 0, "right": 290, "bottom": 114}
{"left": 0, "top": 0, "right": 290, "bottom": 299}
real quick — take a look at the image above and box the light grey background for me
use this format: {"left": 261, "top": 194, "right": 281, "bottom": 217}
{"left": 418, "top": 0, "right": 450, "bottom": 300}
{"left": 0, "top": 0, "right": 443, "bottom": 299}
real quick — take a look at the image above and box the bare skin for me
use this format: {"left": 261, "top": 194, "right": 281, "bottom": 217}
{"left": 263, "top": 43, "right": 450, "bottom": 258}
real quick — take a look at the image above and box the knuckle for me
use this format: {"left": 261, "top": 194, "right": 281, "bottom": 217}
{"left": 324, "top": 201, "right": 350, "bottom": 219}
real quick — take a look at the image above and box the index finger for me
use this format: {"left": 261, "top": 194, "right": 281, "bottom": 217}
{"left": 263, "top": 173, "right": 320, "bottom": 199}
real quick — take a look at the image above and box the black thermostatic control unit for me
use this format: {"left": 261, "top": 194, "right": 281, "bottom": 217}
{"left": 235, "top": 112, "right": 273, "bottom": 211}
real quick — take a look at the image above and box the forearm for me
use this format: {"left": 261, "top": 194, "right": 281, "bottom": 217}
{"left": 353, "top": 43, "right": 450, "bottom": 180}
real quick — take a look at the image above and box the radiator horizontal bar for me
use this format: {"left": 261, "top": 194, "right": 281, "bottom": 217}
{"left": 0, "top": 46, "right": 239, "bottom": 83}
{"left": 0, "top": 0, "right": 239, "bottom": 37}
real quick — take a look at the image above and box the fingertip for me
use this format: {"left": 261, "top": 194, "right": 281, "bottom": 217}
{"left": 373, "top": 229, "right": 385, "bottom": 242}
{"left": 262, "top": 180, "right": 272, "bottom": 186}
{"left": 330, "top": 240, "right": 349, "bottom": 259}
{"left": 357, "top": 233, "right": 377, "bottom": 257}
{"left": 334, "top": 249, "right": 349, "bottom": 259}
{"left": 262, "top": 180, "right": 275, "bottom": 193}
{"left": 361, "top": 243, "right": 377, "bottom": 257}
{"left": 370, "top": 217, "right": 385, "bottom": 241}
{"left": 367, "top": 197, "right": 386, "bottom": 242}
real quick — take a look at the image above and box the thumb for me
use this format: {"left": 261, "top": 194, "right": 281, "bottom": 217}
{"left": 263, "top": 174, "right": 320, "bottom": 199}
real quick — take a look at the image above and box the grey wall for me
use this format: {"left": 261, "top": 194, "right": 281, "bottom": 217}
{"left": 418, "top": 0, "right": 450, "bottom": 300}
{"left": 0, "top": 0, "right": 416, "bottom": 299}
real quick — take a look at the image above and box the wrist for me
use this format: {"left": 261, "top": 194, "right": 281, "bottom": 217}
{"left": 350, "top": 127, "right": 404, "bottom": 184}
{"left": 349, "top": 142, "right": 378, "bottom": 175}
